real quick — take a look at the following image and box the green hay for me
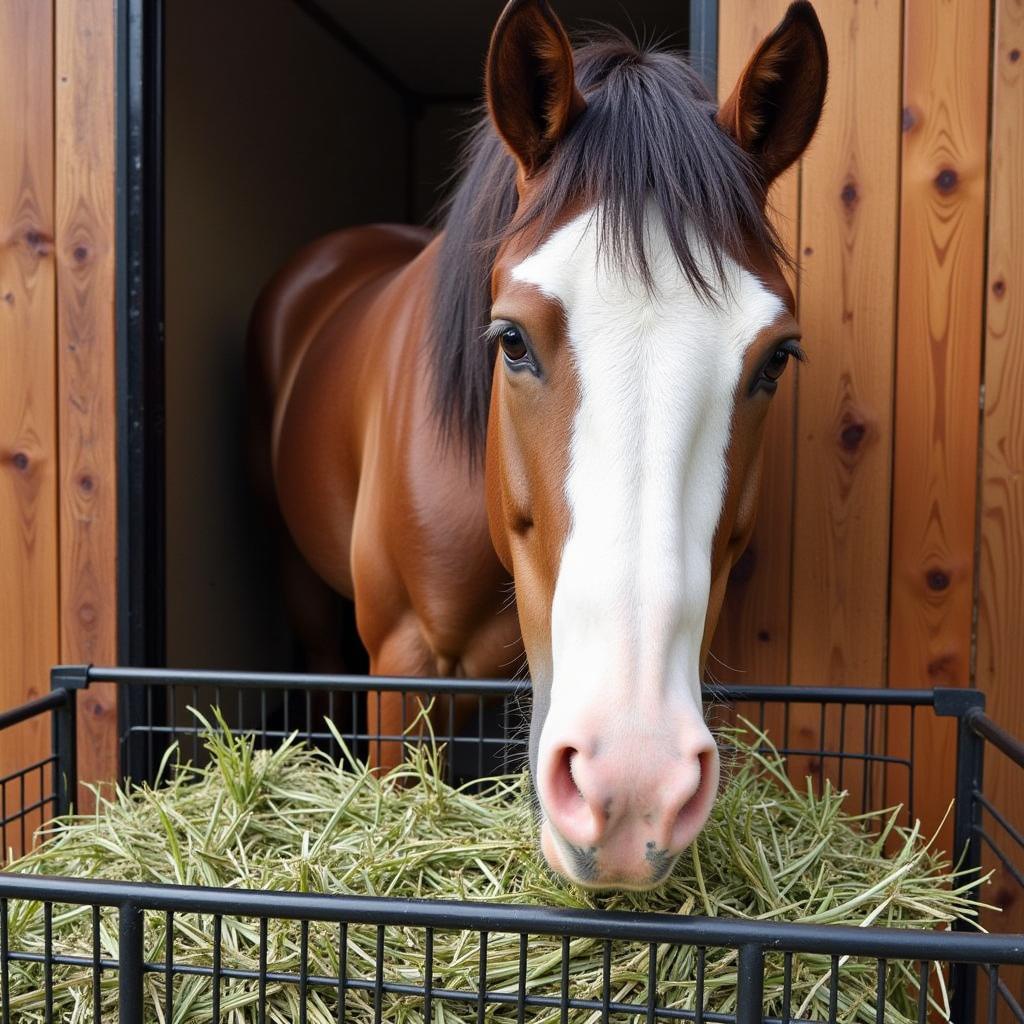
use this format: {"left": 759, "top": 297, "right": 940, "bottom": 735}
{"left": 1, "top": 713, "right": 988, "bottom": 1023}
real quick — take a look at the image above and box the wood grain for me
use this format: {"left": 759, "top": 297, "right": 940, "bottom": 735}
{"left": 789, "top": 0, "right": 901, "bottom": 690}
{"left": 55, "top": 0, "right": 119, "bottom": 803}
{"left": 977, "top": 0, "right": 1024, "bottom": 977}
{"left": 888, "top": 0, "right": 990, "bottom": 845}
{"left": 711, "top": 0, "right": 799, "bottom": 700}
{"left": 0, "top": 1, "right": 59, "bottom": 857}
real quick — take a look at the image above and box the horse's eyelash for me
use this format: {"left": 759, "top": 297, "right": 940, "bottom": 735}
{"left": 782, "top": 340, "right": 808, "bottom": 364}
{"left": 482, "top": 321, "right": 511, "bottom": 345}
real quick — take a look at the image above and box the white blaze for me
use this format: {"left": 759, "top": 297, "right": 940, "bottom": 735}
{"left": 512, "top": 207, "right": 783, "bottom": 736}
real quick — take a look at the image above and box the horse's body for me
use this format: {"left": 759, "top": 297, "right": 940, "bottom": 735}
{"left": 249, "top": 0, "right": 827, "bottom": 889}
{"left": 249, "top": 226, "right": 521, "bottom": 680}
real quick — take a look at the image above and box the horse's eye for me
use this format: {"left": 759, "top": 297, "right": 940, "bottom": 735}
{"left": 755, "top": 341, "right": 805, "bottom": 393}
{"left": 499, "top": 326, "right": 531, "bottom": 366}
{"left": 762, "top": 348, "right": 790, "bottom": 382}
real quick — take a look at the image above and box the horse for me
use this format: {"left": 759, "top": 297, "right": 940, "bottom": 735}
{"left": 247, "top": 0, "right": 827, "bottom": 890}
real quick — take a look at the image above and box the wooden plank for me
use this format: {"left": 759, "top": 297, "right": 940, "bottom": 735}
{"left": 889, "top": 0, "right": 990, "bottom": 846}
{"left": 977, "top": 0, "right": 1024, "bottom": 973}
{"left": 0, "top": 2, "right": 59, "bottom": 858}
{"left": 55, "top": 0, "right": 119, "bottom": 804}
{"left": 711, "top": 0, "right": 798, "bottom": 700}
{"left": 789, "top": 0, "right": 901, "bottom": 689}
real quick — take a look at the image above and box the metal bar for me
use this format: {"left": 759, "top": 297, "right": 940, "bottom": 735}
{"left": 116, "top": 0, "right": 166, "bottom": 673}
{"left": 80, "top": 665, "right": 945, "bottom": 706}
{"left": 259, "top": 916, "right": 268, "bottom": 1024}
{"left": 118, "top": 902, "right": 145, "bottom": 1023}
{"left": 212, "top": 914, "right": 222, "bottom": 1019}
{"left": 560, "top": 934, "right": 570, "bottom": 1024}
{"left": 646, "top": 942, "right": 658, "bottom": 1023}
{"left": 736, "top": 944, "right": 765, "bottom": 1024}
{"left": 299, "top": 919, "right": 309, "bottom": 1024}
{"left": 996, "top": 975, "right": 1024, "bottom": 1024}
{"left": 478, "top": 930, "right": 488, "bottom": 1024}
{"left": 93, "top": 906, "right": 102, "bottom": 1023}
{"left": 601, "top": 940, "right": 611, "bottom": 1024}
{"left": 1, "top": 900, "right": 8, "bottom": 1024}
{"left": 338, "top": 921, "right": 347, "bottom": 1024}
{"left": 689, "top": 0, "right": 718, "bottom": 95}
{"left": 52, "top": 684, "right": 78, "bottom": 817}
{"left": 974, "top": 789, "right": 1024, "bottom": 851}
{"left": 43, "top": 902, "right": 53, "bottom": 1023}
{"left": 950, "top": 699, "right": 987, "bottom": 1024}
{"left": 374, "top": 925, "right": 384, "bottom": 1023}
{"left": 970, "top": 707, "right": 1024, "bottom": 766}
{"left": 164, "top": 910, "right": 173, "bottom": 1023}
{"left": 0, "top": 689, "right": 69, "bottom": 731}
{"left": 1, "top": 872, "right": 1022, "bottom": 962}
{"left": 424, "top": 926, "right": 434, "bottom": 1022}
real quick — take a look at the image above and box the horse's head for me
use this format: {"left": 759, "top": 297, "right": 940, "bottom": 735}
{"left": 479, "top": 0, "right": 826, "bottom": 888}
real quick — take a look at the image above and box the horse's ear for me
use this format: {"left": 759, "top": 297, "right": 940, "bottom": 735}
{"left": 717, "top": 1, "right": 827, "bottom": 187}
{"left": 485, "top": 0, "right": 586, "bottom": 178}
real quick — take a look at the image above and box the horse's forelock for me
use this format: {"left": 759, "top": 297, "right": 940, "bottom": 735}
{"left": 429, "top": 30, "right": 786, "bottom": 462}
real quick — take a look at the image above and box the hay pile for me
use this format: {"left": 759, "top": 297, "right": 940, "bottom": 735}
{"left": 2, "top": 712, "right": 985, "bottom": 1023}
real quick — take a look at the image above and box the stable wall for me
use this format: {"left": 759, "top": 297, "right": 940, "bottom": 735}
{"left": 0, "top": 0, "right": 118, "bottom": 841}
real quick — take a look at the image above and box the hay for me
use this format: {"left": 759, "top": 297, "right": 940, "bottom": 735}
{"left": 2, "top": 712, "right": 987, "bottom": 1023}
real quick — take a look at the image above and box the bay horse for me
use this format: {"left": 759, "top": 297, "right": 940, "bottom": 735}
{"left": 247, "top": 0, "right": 827, "bottom": 890}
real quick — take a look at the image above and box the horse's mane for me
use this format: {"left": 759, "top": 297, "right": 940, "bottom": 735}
{"left": 430, "top": 30, "right": 786, "bottom": 462}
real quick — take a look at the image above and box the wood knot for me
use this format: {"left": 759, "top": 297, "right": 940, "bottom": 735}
{"left": 85, "top": 697, "right": 107, "bottom": 718}
{"left": 840, "top": 422, "right": 866, "bottom": 451}
{"left": 901, "top": 106, "right": 919, "bottom": 132}
{"left": 803, "top": 246, "right": 813, "bottom": 257}
{"left": 72, "top": 245, "right": 89, "bottom": 263}
{"left": 993, "top": 279, "right": 1006, "bottom": 299}
{"left": 926, "top": 569, "right": 950, "bottom": 592}
{"left": 934, "top": 168, "right": 958, "bottom": 194}
{"left": 840, "top": 181, "right": 859, "bottom": 212}
{"left": 78, "top": 602, "right": 96, "bottom": 626}
{"left": 2, "top": 292, "right": 13, "bottom": 305}
{"left": 1010, "top": 48, "right": 1021, "bottom": 63}
{"left": 11, "top": 451, "right": 29, "bottom": 471}
{"left": 729, "top": 546, "right": 756, "bottom": 584}
{"left": 78, "top": 473, "right": 94, "bottom": 493}
{"left": 757, "top": 629, "right": 771, "bottom": 643}
{"left": 926, "top": 652, "right": 957, "bottom": 682}
{"left": 24, "top": 229, "right": 52, "bottom": 254}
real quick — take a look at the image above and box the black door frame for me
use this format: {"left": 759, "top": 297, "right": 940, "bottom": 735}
{"left": 113, "top": 0, "right": 719, "bottom": 675}
{"left": 116, "top": 0, "right": 166, "bottom": 670}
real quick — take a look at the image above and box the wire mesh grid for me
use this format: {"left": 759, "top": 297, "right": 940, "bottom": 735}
{"left": 0, "top": 667, "right": 1022, "bottom": 1024}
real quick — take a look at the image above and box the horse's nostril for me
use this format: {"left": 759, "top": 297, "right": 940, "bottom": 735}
{"left": 553, "top": 747, "right": 584, "bottom": 804}
{"left": 541, "top": 744, "right": 605, "bottom": 849}
{"left": 567, "top": 751, "right": 586, "bottom": 801}
{"left": 668, "top": 747, "right": 719, "bottom": 851}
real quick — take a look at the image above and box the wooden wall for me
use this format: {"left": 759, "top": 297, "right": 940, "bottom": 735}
{"left": 0, "top": 0, "right": 118, "bottom": 843}
{"left": 715, "top": 0, "right": 1023, "bottom": 938}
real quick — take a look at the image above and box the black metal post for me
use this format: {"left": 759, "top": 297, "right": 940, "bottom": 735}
{"left": 736, "top": 943, "right": 765, "bottom": 1024}
{"left": 937, "top": 688, "right": 987, "bottom": 1024}
{"left": 689, "top": 0, "right": 718, "bottom": 96}
{"left": 119, "top": 902, "right": 145, "bottom": 1021}
{"left": 50, "top": 666, "right": 88, "bottom": 816}
{"left": 117, "top": 0, "right": 166, "bottom": 673}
